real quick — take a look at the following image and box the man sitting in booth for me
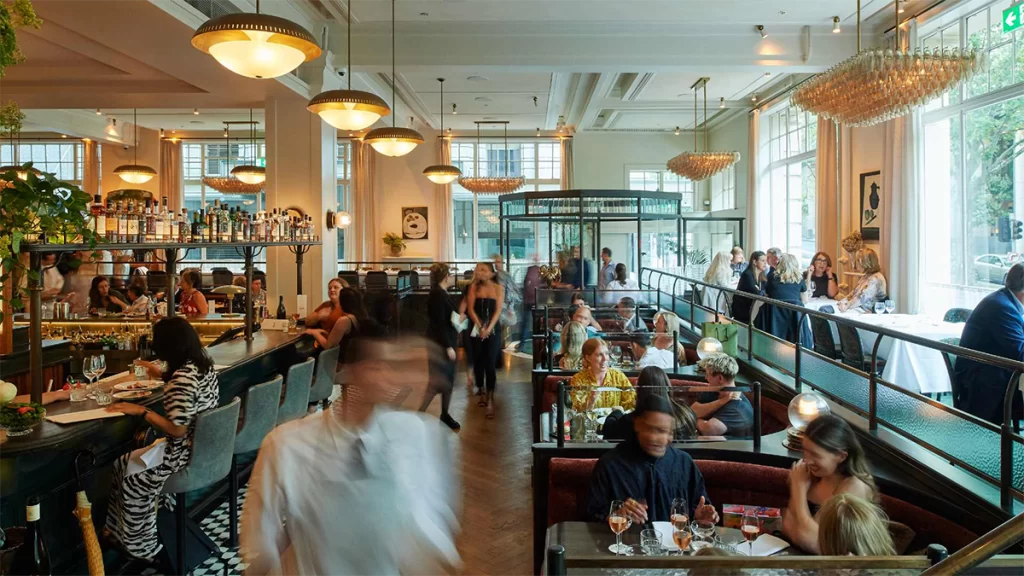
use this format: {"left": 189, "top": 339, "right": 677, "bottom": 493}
{"left": 586, "top": 395, "right": 720, "bottom": 525}
{"left": 616, "top": 297, "right": 648, "bottom": 333}
{"left": 692, "top": 353, "right": 754, "bottom": 437}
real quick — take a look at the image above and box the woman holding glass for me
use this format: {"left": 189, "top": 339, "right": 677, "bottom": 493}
{"left": 103, "top": 317, "right": 220, "bottom": 561}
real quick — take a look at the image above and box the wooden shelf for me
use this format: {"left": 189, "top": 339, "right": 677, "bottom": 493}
{"left": 19, "top": 240, "right": 321, "bottom": 252}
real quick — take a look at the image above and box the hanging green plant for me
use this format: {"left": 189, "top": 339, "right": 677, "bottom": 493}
{"left": 0, "top": 0, "right": 41, "bottom": 77}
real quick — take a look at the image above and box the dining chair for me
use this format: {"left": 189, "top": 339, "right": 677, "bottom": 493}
{"left": 942, "top": 308, "right": 972, "bottom": 323}
{"left": 228, "top": 377, "right": 282, "bottom": 547}
{"left": 809, "top": 315, "right": 839, "bottom": 359}
{"left": 939, "top": 337, "right": 961, "bottom": 406}
{"left": 309, "top": 345, "right": 341, "bottom": 409}
{"left": 836, "top": 323, "right": 886, "bottom": 375}
{"left": 277, "top": 357, "right": 315, "bottom": 425}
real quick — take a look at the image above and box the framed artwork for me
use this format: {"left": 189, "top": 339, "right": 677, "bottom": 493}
{"left": 402, "top": 206, "right": 428, "bottom": 240}
{"left": 859, "top": 171, "right": 882, "bottom": 241}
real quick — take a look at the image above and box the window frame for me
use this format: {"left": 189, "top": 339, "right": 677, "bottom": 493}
{"left": 336, "top": 140, "right": 351, "bottom": 262}
{"left": 1, "top": 141, "right": 84, "bottom": 185}
{"left": 760, "top": 102, "right": 818, "bottom": 265}
{"left": 625, "top": 166, "right": 696, "bottom": 211}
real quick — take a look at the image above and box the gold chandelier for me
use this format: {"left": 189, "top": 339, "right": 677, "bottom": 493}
{"left": 792, "top": 0, "right": 981, "bottom": 127}
{"left": 423, "top": 78, "right": 462, "bottom": 184}
{"left": 114, "top": 109, "right": 158, "bottom": 185}
{"left": 231, "top": 110, "right": 266, "bottom": 184}
{"left": 363, "top": 0, "right": 423, "bottom": 157}
{"left": 202, "top": 177, "right": 265, "bottom": 195}
{"left": 667, "top": 78, "right": 740, "bottom": 182}
{"left": 457, "top": 121, "right": 525, "bottom": 194}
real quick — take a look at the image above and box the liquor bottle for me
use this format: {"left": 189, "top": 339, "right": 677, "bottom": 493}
{"left": 191, "top": 210, "right": 201, "bottom": 243}
{"left": 270, "top": 209, "right": 280, "bottom": 241}
{"left": 242, "top": 211, "right": 251, "bottom": 241}
{"left": 11, "top": 496, "right": 51, "bottom": 575}
{"left": 117, "top": 201, "right": 128, "bottom": 244}
{"left": 160, "top": 197, "right": 170, "bottom": 241}
{"left": 206, "top": 208, "right": 215, "bottom": 243}
{"left": 276, "top": 296, "right": 286, "bottom": 319}
{"left": 105, "top": 200, "right": 116, "bottom": 243}
{"left": 179, "top": 209, "right": 189, "bottom": 242}
{"left": 220, "top": 204, "right": 230, "bottom": 242}
{"left": 144, "top": 199, "right": 156, "bottom": 243}
{"left": 90, "top": 194, "right": 105, "bottom": 240}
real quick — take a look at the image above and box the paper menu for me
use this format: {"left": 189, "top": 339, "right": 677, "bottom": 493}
{"left": 47, "top": 408, "right": 125, "bottom": 424}
{"left": 652, "top": 521, "right": 678, "bottom": 550}
{"left": 734, "top": 533, "right": 789, "bottom": 556}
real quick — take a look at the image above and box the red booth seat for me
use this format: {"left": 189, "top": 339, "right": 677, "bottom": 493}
{"left": 546, "top": 458, "right": 977, "bottom": 553}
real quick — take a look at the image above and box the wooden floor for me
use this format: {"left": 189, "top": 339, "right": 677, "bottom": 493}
{"left": 420, "top": 352, "right": 536, "bottom": 576}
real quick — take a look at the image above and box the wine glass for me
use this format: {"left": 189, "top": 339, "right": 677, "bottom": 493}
{"left": 873, "top": 300, "right": 886, "bottom": 315}
{"left": 671, "top": 498, "right": 689, "bottom": 532}
{"left": 93, "top": 355, "right": 106, "bottom": 382}
{"left": 82, "top": 355, "right": 98, "bottom": 398}
{"left": 885, "top": 299, "right": 896, "bottom": 314}
{"left": 741, "top": 508, "right": 761, "bottom": 556}
{"left": 607, "top": 500, "right": 633, "bottom": 556}
{"left": 672, "top": 526, "right": 693, "bottom": 555}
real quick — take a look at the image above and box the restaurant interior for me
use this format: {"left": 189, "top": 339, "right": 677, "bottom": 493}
{"left": 1, "top": 0, "right": 1023, "bottom": 574}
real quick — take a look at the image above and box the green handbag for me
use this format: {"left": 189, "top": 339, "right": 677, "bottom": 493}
{"left": 701, "top": 322, "right": 738, "bottom": 357}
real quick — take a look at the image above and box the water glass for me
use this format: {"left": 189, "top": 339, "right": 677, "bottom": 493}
{"left": 640, "top": 528, "right": 663, "bottom": 556}
{"left": 94, "top": 388, "right": 113, "bottom": 406}
{"left": 885, "top": 299, "right": 896, "bottom": 314}
{"left": 873, "top": 300, "right": 886, "bottom": 314}
{"left": 69, "top": 382, "right": 88, "bottom": 403}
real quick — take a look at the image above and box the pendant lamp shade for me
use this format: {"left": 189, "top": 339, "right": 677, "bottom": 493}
{"left": 423, "top": 165, "right": 461, "bottom": 184}
{"left": 192, "top": 10, "right": 321, "bottom": 79}
{"left": 115, "top": 109, "right": 158, "bottom": 184}
{"left": 363, "top": 127, "right": 424, "bottom": 157}
{"left": 231, "top": 165, "right": 266, "bottom": 184}
{"left": 308, "top": 90, "right": 391, "bottom": 131}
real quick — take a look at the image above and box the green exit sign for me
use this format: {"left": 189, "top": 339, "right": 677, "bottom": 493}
{"left": 258, "top": 158, "right": 266, "bottom": 167}
{"left": 1005, "top": 3, "right": 1024, "bottom": 33}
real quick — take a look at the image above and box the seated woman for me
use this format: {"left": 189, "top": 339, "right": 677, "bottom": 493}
{"left": 124, "top": 284, "right": 150, "bottom": 315}
{"left": 176, "top": 269, "right": 209, "bottom": 316}
{"left": 765, "top": 253, "right": 813, "bottom": 346}
{"left": 305, "top": 287, "right": 366, "bottom": 354}
{"left": 602, "top": 263, "right": 642, "bottom": 305}
{"left": 88, "top": 275, "right": 128, "bottom": 314}
{"left": 838, "top": 249, "right": 887, "bottom": 313}
{"left": 806, "top": 251, "right": 839, "bottom": 299}
{"left": 691, "top": 354, "right": 754, "bottom": 436}
{"left": 568, "top": 338, "right": 636, "bottom": 412}
{"left": 103, "top": 317, "right": 220, "bottom": 560}
{"left": 729, "top": 246, "right": 745, "bottom": 275}
{"left": 731, "top": 251, "right": 767, "bottom": 325}
{"left": 653, "top": 311, "right": 690, "bottom": 366}
{"left": 817, "top": 493, "right": 895, "bottom": 556}
{"left": 557, "top": 321, "right": 588, "bottom": 370}
{"left": 701, "top": 251, "right": 735, "bottom": 314}
{"left": 306, "top": 278, "right": 345, "bottom": 332}
{"left": 602, "top": 366, "right": 697, "bottom": 441}
{"left": 783, "top": 414, "right": 878, "bottom": 554}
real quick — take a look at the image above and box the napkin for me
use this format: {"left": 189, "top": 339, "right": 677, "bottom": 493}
{"left": 734, "top": 533, "right": 789, "bottom": 556}
{"left": 653, "top": 522, "right": 677, "bottom": 550}
{"left": 450, "top": 312, "right": 469, "bottom": 332}
{"left": 47, "top": 409, "right": 125, "bottom": 425}
{"left": 126, "top": 438, "right": 167, "bottom": 476}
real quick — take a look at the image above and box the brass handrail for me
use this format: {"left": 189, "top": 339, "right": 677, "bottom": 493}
{"left": 920, "top": 512, "right": 1024, "bottom": 575}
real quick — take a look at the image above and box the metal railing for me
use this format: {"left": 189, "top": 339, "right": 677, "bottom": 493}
{"left": 921, "top": 512, "right": 1024, "bottom": 574}
{"left": 639, "top": 267, "right": 1024, "bottom": 512}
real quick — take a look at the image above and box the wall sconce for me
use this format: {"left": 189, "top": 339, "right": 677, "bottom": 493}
{"left": 326, "top": 209, "right": 352, "bottom": 230}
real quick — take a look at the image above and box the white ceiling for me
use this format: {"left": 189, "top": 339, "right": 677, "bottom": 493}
{"left": 100, "top": 109, "right": 265, "bottom": 132}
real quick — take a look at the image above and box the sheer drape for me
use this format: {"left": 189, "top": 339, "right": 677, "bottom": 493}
{"left": 159, "top": 140, "right": 182, "bottom": 211}
{"left": 435, "top": 137, "right": 455, "bottom": 261}
{"left": 82, "top": 139, "right": 99, "bottom": 196}
{"left": 560, "top": 137, "right": 574, "bottom": 190}
{"left": 350, "top": 140, "right": 378, "bottom": 262}
{"left": 815, "top": 119, "right": 840, "bottom": 260}
{"left": 747, "top": 109, "right": 770, "bottom": 252}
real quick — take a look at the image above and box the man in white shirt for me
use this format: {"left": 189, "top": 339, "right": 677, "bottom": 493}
{"left": 242, "top": 326, "right": 461, "bottom": 575}
{"left": 598, "top": 247, "right": 616, "bottom": 291}
{"left": 634, "top": 332, "right": 675, "bottom": 370}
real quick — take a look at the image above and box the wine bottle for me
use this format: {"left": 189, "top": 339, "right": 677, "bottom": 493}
{"left": 192, "top": 211, "right": 201, "bottom": 243}
{"left": 105, "top": 200, "right": 116, "bottom": 243}
{"left": 276, "top": 296, "right": 286, "bottom": 319}
{"left": 144, "top": 199, "right": 156, "bottom": 243}
{"left": 11, "top": 496, "right": 51, "bottom": 575}
{"left": 90, "top": 194, "right": 105, "bottom": 239}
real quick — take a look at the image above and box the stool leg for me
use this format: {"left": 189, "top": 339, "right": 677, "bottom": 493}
{"left": 228, "top": 455, "right": 239, "bottom": 548}
{"left": 176, "top": 493, "right": 187, "bottom": 576}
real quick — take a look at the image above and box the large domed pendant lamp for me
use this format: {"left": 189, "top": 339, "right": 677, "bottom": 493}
{"left": 307, "top": 2, "right": 390, "bottom": 131}
{"left": 231, "top": 109, "right": 266, "bottom": 185}
{"left": 423, "top": 78, "right": 461, "bottom": 184}
{"left": 191, "top": 0, "right": 321, "bottom": 79}
{"left": 362, "top": 0, "right": 423, "bottom": 157}
{"left": 113, "top": 109, "right": 157, "bottom": 185}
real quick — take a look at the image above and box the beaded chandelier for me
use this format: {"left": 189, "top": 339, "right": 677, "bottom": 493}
{"left": 457, "top": 121, "right": 525, "bottom": 195}
{"left": 667, "top": 78, "right": 740, "bottom": 182}
{"left": 201, "top": 177, "right": 265, "bottom": 195}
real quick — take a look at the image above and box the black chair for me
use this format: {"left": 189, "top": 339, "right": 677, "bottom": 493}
{"left": 939, "top": 337, "right": 961, "bottom": 406}
{"left": 836, "top": 323, "right": 886, "bottom": 375}
{"left": 211, "top": 267, "right": 234, "bottom": 287}
{"left": 338, "top": 270, "right": 359, "bottom": 287}
{"left": 464, "top": 270, "right": 474, "bottom": 280}
{"left": 943, "top": 308, "right": 971, "bottom": 323}
{"left": 147, "top": 270, "right": 168, "bottom": 294}
{"left": 810, "top": 315, "right": 839, "bottom": 359}
{"left": 365, "top": 270, "right": 388, "bottom": 289}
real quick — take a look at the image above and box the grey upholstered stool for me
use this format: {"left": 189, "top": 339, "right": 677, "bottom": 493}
{"left": 308, "top": 346, "right": 340, "bottom": 409}
{"left": 162, "top": 397, "right": 241, "bottom": 576}
{"left": 228, "top": 376, "right": 282, "bottom": 548}
{"left": 276, "top": 357, "right": 315, "bottom": 425}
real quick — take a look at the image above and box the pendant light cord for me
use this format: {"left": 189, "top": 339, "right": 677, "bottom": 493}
{"left": 703, "top": 81, "right": 708, "bottom": 152}
{"left": 133, "top": 109, "right": 139, "bottom": 165}
{"left": 347, "top": 0, "right": 352, "bottom": 90}
{"left": 439, "top": 79, "right": 444, "bottom": 133}
{"left": 391, "top": 0, "right": 396, "bottom": 128}
{"left": 894, "top": 0, "right": 900, "bottom": 50}
{"left": 693, "top": 87, "right": 698, "bottom": 153}
{"left": 857, "top": 0, "right": 862, "bottom": 53}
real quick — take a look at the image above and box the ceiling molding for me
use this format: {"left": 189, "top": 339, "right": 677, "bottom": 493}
{"left": 575, "top": 74, "right": 616, "bottom": 132}
{"left": 624, "top": 73, "right": 656, "bottom": 101}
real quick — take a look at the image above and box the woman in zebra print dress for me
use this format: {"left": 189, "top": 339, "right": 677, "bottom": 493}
{"left": 104, "top": 317, "right": 220, "bottom": 560}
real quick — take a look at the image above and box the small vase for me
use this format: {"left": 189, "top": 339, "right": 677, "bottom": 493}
{"left": 390, "top": 246, "right": 403, "bottom": 257}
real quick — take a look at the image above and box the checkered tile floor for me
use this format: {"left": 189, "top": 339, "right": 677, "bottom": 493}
{"left": 142, "top": 486, "right": 249, "bottom": 576}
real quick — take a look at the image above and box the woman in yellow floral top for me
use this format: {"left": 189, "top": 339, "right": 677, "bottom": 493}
{"left": 569, "top": 338, "right": 636, "bottom": 412}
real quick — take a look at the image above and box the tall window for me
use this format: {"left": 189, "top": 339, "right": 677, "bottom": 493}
{"left": 1, "top": 142, "right": 84, "bottom": 184}
{"left": 711, "top": 166, "right": 736, "bottom": 211}
{"left": 919, "top": 0, "right": 1024, "bottom": 316}
{"left": 627, "top": 168, "right": 695, "bottom": 210}
{"left": 761, "top": 104, "right": 817, "bottom": 264}
{"left": 182, "top": 142, "right": 266, "bottom": 272}
{"left": 336, "top": 141, "right": 351, "bottom": 261}
{"left": 450, "top": 140, "right": 561, "bottom": 260}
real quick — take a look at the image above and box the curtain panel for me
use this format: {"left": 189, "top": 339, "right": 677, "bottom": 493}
{"left": 815, "top": 118, "right": 840, "bottom": 262}
{"left": 350, "top": 140, "right": 378, "bottom": 262}
{"left": 560, "top": 137, "right": 574, "bottom": 190}
{"left": 82, "top": 139, "right": 99, "bottom": 197}
{"left": 159, "top": 140, "right": 182, "bottom": 211}
{"left": 435, "top": 137, "right": 455, "bottom": 261}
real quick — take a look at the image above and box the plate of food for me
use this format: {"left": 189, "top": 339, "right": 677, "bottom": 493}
{"left": 113, "top": 390, "right": 153, "bottom": 400}
{"left": 0, "top": 402, "right": 46, "bottom": 437}
{"left": 113, "top": 380, "right": 163, "bottom": 392}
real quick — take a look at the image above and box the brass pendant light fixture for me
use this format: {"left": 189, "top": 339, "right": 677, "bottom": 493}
{"left": 423, "top": 78, "right": 462, "bottom": 184}
{"left": 457, "top": 121, "right": 525, "bottom": 194}
{"left": 666, "top": 78, "right": 740, "bottom": 182}
{"left": 363, "top": 0, "right": 423, "bottom": 157}
{"left": 114, "top": 109, "right": 157, "bottom": 185}
{"left": 307, "top": 1, "right": 390, "bottom": 131}
{"left": 191, "top": 0, "right": 321, "bottom": 79}
{"left": 231, "top": 109, "right": 266, "bottom": 185}
{"left": 204, "top": 123, "right": 264, "bottom": 194}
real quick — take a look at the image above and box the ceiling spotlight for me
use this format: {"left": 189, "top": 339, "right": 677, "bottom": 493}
{"left": 751, "top": 93, "right": 759, "bottom": 102}
{"left": 223, "top": 128, "right": 229, "bottom": 138}
{"left": 833, "top": 16, "right": 841, "bottom": 33}
{"left": 95, "top": 109, "right": 102, "bottom": 115}
{"left": 898, "top": 0, "right": 906, "bottom": 14}
{"left": 674, "top": 126, "right": 680, "bottom": 136}
{"left": 536, "top": 128, "right": 541, "bottom": 137}
{"left": 61, "top": 134, "right": 67, "bottom": 138}
{"left": 452, "top": 103, "right": 457, "bottom": 115}
{"left": 159, "top": 128, "right": 165, "bottom": 137}
{"left": 533, "top": 96, "right": 538, "bottom": 107}
{"left": 193, "top": 108, "right": 200, "bottom": 115}
{"left": 720, "top": 97, "right": 725, "bottom": 108}
{"left": 757, "top": 25, "right": 767, "bottom": 39}
{"left": 764, "top": 72, "right": 772, "bottom": 77}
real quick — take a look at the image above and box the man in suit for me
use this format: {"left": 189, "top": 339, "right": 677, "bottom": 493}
{"left": 955, "top": 263, "right": 1024, "bottom": 425}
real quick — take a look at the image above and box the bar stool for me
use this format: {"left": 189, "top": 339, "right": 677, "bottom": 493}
{"left": 161, "top": 397, "right": 241, "bottom": 576}
{"left": 277, "top": 357, "right": 315, "bottom": 425}
{"left": 228, "top": 376, "right": 282, "bottom": 548}
{"left": 309, "top": 346, "right": 340, "bottom": 409}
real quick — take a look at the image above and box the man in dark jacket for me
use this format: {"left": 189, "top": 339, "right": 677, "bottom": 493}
{"left": 955, "top": 263, "right": 1024, "bottom": 425}
{"left": 587, "top": 395, "right": 720, "bottom": 525}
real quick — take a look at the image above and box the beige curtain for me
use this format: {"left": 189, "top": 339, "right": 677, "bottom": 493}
{"left": 159, "top": 140, "right": 182, "bottom": 211}
{"left": 560, "top": 137, "right": 574, "bottom": 189}
{"left": 815, "top": 119, "right": 840, "bottom": 260}
{"left": 350, "top": 140, "right": 378, "bottom": 262}
{"left": 435, "top": 137, "right": 455, "bottom": 261}
{"left": 82, "top": 139, "right": 99, "bottom": 196}
{"left": 745, "top": 109, "right": 762, "bottom": 252}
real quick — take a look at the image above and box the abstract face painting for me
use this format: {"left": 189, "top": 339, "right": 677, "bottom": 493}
{"left": 402, "top": 206, "right": 428, "bottom": 240}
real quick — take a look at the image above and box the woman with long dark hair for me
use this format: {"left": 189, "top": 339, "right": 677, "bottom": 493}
{"left": 176, "top": 269, "right": 209, "bottom": 316}
{"left": 602, "top": 366, "right": 697, "bottom": 441}
{"left": 467, "top": 261, "right": 504, "bottom": 418}
{"left": 806, "top": 251, "right": 839, "bottom": 299}
{"left": 104, "top": 317, "right": 219, "bottom": 561}
{"left": 783, "top": 414, "right": 878, "bottom": 553}
{"left": 306, "top": 287, "right": 365, "bottom": 354}
{"left": 420, "top": 263, "right": 460, "bottom": 430}
{"left": 88, "top": 275, "right": 128, "bottom": 314}
{"left": 732, "top": 250, "right": 767, "bottom": 325}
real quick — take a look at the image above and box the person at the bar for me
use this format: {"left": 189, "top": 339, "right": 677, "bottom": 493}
{"left": 602, "top": 367, "right": 697, "bottom": 441}
{"left": 420, "top": 263, "right": 461, "bottom": 431}
{"left": 817, "top": 493, "right": 895, "bottom": 556}
{"left": 954, "top": 263, "right": 1024, "bottom": 425}
{"left": 586, "top": 394, "right": 718, "bottom": 525}
{"left": 598, "top": 247, "right": 616, "bottom": 292}
{"left": 569, "top": 338, "right": 635, "bottom": 412}
{"left": 176, "top": 269, "right": 208, "bottom": 316}
{"left": 88, "top": 275, "right": 127, "bottom": 314}
{"left": 305, "top": 277, "right": 344, "bottom": 332}
{"left": 691, "top": 354, "right": 754, "bottom": 436}
{"left": 103, "top": 317, "right": 220, "bottom": 561}
{"left": 124, "top": 284, "right": 150, "bottom": 315}
{"left": 241, "top": 324, "right": 460, "bottom": 575}
{"left": 40, "top": 252, "right": 65, "bottom": 301}
{"left": 783, "top": 414, "right": 878, "bottom": 554}
{"left": 305, "top": 287, "right": 365, "bottom": 353}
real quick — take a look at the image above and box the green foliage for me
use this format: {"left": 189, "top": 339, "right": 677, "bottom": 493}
{"left": 0, "top": 100, "right": 25, "bottom": 135}
{"left": 382, "top": 232, "right": 406, "bottom": 251}
{"left": 0, "top": 0, "right": 40, "bottom": 77}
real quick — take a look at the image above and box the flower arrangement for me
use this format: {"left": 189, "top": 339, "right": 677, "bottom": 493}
{"left": 382, "top": 232, "right": 406, "bottom": 256}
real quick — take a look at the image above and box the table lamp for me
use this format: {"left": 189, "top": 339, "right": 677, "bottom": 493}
{"left": 783, "top": 392, "right": 830, "bottom": 450}
{"left": 211, "top": 285, "right": 247, "bottom": 317}
{"left": 695, "top": 337, "right": 723, "bottom": 371}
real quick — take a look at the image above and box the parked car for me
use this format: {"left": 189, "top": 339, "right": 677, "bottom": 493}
{"left": 973, "top": 254, "right": 1012, "bottom": 284}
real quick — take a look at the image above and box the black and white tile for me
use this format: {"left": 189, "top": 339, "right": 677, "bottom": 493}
{"left": 144, "top": 486, "right": 249, "bottom": 576}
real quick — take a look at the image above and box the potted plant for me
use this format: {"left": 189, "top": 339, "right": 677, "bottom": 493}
{"left": 382, "top": 232, "right": 406, "bottom": 257}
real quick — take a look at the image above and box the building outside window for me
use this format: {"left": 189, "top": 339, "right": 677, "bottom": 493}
{"left": 1, "top": 142, "right": 84, "bottom": 185}
{"left": 918, "top": 0, "right": 1024, "bottom": 316}
{"left": 627, "top": 168, "right": 695, "bottom": 211}
{"left": 336, "top": 141, "right": 351, "bottom": 262}
{"left": 760, "top": 104, "right": 817, "bottom": 265}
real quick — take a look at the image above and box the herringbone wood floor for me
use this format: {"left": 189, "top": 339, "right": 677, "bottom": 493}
{"left": 420, "top": 353, "right": 535, "bottom": 576}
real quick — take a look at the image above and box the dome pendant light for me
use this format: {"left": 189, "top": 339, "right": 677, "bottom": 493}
{"left": 231, "top": 109, "right": 266, "bottom": 184}
{"left": 191, "top": 0, "right": 321, "bottom": 79}
{"left": 307, "top": 2, "right": 390, "bottom": 130}
{"left": 114, "top": 109, "right": 157, "bottom": 185}
{"left": 423, "top": 78, "right": 462, "bottom": 184}
{"left": 363, "top": 0, "right": 423, "bottom": 157}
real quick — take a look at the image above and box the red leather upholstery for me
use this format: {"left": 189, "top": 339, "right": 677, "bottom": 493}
{"left": 546, "top": 458, "right": 978, "bottom": 552}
